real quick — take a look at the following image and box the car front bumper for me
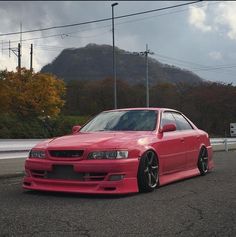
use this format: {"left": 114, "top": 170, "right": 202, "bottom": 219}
{"left": 23, "top": 158, "right": 140, "bottom": 194}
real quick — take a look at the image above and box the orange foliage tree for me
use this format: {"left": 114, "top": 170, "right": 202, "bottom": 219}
{"left": 0, "top": 68, "right": 66, "bottom": 117}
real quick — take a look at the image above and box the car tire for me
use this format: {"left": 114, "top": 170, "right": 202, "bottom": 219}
{"left": 198, "top": 147, "right": 208, "bottom": 176}
{"left": 138, "top": 150, "right": 159, "bottom": 193}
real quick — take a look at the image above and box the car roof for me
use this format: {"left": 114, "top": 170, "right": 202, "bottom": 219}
{"left": 103, "top": 107, "right": 181, "bottom": 113}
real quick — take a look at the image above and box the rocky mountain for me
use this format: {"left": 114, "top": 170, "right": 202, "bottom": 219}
{"left": 41, "top": 43, "right": 203, "bottom": 85}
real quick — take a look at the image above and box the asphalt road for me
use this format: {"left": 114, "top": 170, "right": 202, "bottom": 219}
{"left": 0, "top": 151, "right": 236, "bottom": 237}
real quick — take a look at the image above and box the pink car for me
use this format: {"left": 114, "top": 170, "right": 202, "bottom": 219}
{"left": 23, "top": 108, "right": 213, "bottom": 194}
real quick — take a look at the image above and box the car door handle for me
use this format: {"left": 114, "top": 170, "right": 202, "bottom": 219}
{"left": 180, "top": 138, "right": 184, "bottom": 142}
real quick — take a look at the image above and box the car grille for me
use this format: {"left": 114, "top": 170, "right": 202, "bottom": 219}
{"left": 31, "top": 165, "right": 106, "bottom": 181}
{"left": 49, "top": 150, "right": 84, "bottom": 158}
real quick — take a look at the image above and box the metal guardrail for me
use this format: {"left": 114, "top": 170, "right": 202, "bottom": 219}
{"left": 0, "top": 139, "right": 44, "bottom": 152}
{"left": 210, "top": 138, "right": 236, "bottom": 152}
{"left": 0, "top": 139, "right": 44, "bottom": 159}
{"left": 210, "top": 138, "right": 236, "bottom": 144}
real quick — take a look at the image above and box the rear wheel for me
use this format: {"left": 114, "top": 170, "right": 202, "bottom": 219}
{"left": 138, "top": 150, "right": 159, "bottom": 192}
{"left": 198, "top": 147, "right": 208, "bottom": 176}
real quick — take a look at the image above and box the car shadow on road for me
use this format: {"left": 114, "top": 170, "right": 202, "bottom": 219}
{"left": 158, "top": 170, "right": 214, "bottom": 189}
{"left": 22, "top": 189, "right": 137, "bottom": 199}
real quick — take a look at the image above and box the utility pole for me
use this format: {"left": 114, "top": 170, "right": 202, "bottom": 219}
{"left": 20, "top": 23, "right": 22, "bottom": 74}
{"left": 20, "top": 22, "right": 22, "bottom": 46}
{"left": 9, "top": 41, "right": 11, "bottom": 58}
{"left": 139, "top": 44, "right": 154, "bottom": 107}
{"left": 111, "top": 2, "right": 118, "bottom": 109}
{"left": 145, "top": 44, "right": 149, "bottom": 107}
{"left": 18, "top": 43, "right": 21, "bottom": 74}
{"left": 30, "top": 44, "right": 33, "bottom": 71}
{"left": 4, "top": 41, "right": 22, "bottom": 72}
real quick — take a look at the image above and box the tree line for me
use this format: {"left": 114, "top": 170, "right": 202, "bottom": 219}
{"left": 64, "top": 77, "right": 236, "bottom": 136}
{"left": 0, "top": 68, "right": 235, "bottom": 137}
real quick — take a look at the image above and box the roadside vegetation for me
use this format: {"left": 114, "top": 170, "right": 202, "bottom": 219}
{"left": 0, "top": 69, "right": 235, "bottom": 138}
{"left": 0, "top": 69, "right": 89, "bottom": 138}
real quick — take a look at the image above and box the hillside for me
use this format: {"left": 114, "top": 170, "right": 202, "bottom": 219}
{"left": 41, "top": 43, "right": 203, "bottom": 85}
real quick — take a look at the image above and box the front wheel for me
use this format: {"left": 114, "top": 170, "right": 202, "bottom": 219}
{"left": 198, "top": 148, "right": 208, "bottom": 176}
{"left": 138, "top": 150, "right": 159, "bottom": 193}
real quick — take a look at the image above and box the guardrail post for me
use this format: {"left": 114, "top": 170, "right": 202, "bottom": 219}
{"left": 224, "top": 138, "right": 228, "bottom": 152}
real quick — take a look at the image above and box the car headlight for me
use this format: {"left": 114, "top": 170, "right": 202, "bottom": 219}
{"left": 29, "top": 150, "right": 46, "bottom": 158}
{"left": 88, "top": 150, "right": 128, "bottom": 159}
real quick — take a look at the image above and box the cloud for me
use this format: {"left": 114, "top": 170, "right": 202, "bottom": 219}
{"left": 0, "top": 1, "right": 143, "bottom": 72}
{"left": 188, "top": 5, "right": 212, "bottom": 32}
{"left": 0, "top": 1, "right": 236, "bottom": 84}
{"left": 189, "top": 2, "right": 236, "bottom": 41}
{"left": 215, "top": 2, "right": 236, "bottom": 40}
{"left": 208, "top": 51, "right": 222, "bottom": 61}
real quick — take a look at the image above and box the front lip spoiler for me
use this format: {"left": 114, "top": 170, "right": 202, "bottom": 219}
{"left": 22, "top": 177, "right": 138, "bottom": 194}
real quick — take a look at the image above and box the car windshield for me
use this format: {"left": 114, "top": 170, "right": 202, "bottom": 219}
{"left": 80, "top": 110, "right": 158, "bottom": 132}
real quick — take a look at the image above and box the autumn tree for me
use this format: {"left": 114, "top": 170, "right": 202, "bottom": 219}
{"left": 0, "top": 68, "right": 66, "bottom": 117}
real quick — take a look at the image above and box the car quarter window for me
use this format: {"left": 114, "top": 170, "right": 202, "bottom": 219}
{"left": 161, "top": 112, "right": 177, "bottom": 128}
{"left": 171, "top": 113, "right": 193, "bottom": 130}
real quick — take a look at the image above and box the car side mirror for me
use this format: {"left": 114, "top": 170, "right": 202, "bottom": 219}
{"left": 160, "top": 123, "right": 176, "bottom": 133}
{"left": 72, "top": 125, "right": 81, "bottom": 134}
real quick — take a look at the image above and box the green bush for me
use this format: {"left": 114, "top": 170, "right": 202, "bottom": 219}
{"left": 0, "top": 114, "right": 89, "bottom": 139}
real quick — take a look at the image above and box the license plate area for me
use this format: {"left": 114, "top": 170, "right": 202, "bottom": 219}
{"left": 46, "top": 165, "right": 83, "bottom": 180}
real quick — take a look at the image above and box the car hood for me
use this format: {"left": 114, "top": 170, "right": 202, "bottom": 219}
{"left": 34, "top": 131, "right": 154, "bottom": 150}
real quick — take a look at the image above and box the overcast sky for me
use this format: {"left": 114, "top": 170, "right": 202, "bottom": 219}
{"left": 0, "top": 1, "right": 236, "bottom": 84}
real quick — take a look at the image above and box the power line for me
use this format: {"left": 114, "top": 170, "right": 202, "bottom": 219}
{"left": 65, "top": 30, "right": 111, "bottom": 39}
{"left": 1, "top": 0, "right": 214, "bottom": 45}
{"left": 1, "top": 24, "right": 112, "bottom": 45}
{"left": 6, "top": 41, "right": 236, "bottom": 74}
{"left": 192, "top": 65, "right": 236, "bottom": 71}
{"left": 156, "top": 53, "right": 206, "bottom": 67}
{"left": 157, "top": 56, "right": 236, "bottom": 77}
{"left": 156, "top": 53, "right": 236, "bottom": 71}
{"left": 3, "top": 29, "right": 111, "bottom": 50}
{"left": 115, "top": 1, "right": 218, "bottom": 27}
{"left": 0, "top": 1, "right": 201, "bottom": 37}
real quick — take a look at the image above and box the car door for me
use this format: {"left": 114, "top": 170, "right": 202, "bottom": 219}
{"left": 171, "top": 112, "right": 199, "bottom": 170}
{"left": 158, "top": 111, "right": 187, "bottom": 173}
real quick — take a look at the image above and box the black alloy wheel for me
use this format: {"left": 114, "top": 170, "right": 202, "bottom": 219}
{"left": 138, "top": 150, "right": 159, "bottom": 192}
{"left": 198, "top": 148, "right": 208, "bottom": 176}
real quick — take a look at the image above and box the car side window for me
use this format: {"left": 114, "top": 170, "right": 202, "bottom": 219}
{"left": 161, "top": 112, "right": 178, "bottom": 129}
{"left": 171, "top": 113, "right": 193, "bottom": 130}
